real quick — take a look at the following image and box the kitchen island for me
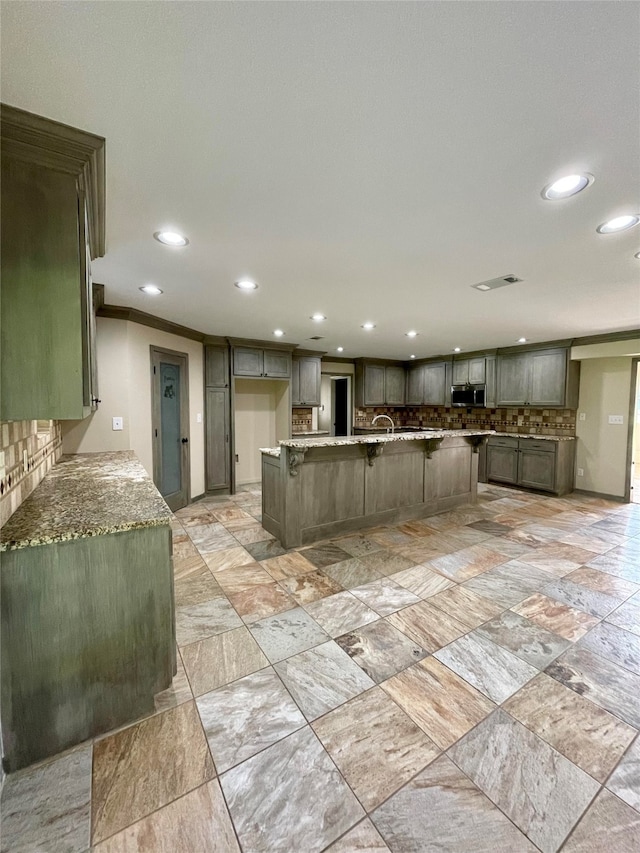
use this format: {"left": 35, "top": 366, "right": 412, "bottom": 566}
{"left": 261, "top": 430, "right": 492, "bottom": 548}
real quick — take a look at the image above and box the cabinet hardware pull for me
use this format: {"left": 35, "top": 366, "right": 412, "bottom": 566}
{"left": 181, "top": 437, "right": 189, "bottom": 444}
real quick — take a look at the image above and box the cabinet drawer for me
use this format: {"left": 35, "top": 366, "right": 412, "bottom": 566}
{"left": 519, "top": 439, "right": 557, "bottom": 453}
{"left": 488, "top": 436, "right": 519, "bottom": 449}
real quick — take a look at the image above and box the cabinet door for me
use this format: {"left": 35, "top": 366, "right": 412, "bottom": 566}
{"left": 485, "top": 356, "right": 496, "bottom": 407}
{"left": 496, "top": 354, "right": 529, "bottom": 406}
{"left": 298, "top": 357, "right": 321, "bottom": 405}
{"left": 364, "top": 365, "right": 386, "bottom": 406}
{"left": 452, "top": 360, "right": 469, "bottom": 385}
{"left": 468, "top": 358, "right": 486, "bottom": 385}
{"left": 529, "top": 349, "right": 567, "bottom": 407}
{"left": 385, "top": 366, "right": 406, "bottom": 405}
{"left": 206, "top": 388, "right": 230, "bottom": 490}
{"left": 233, "top": 347, "right": 263, "bottom": 376}
{"left": 205, "top": 347, "right": 229, "bottom": 387}
{"left": 487, "top": 446, "right": 519, "bottom": 484}
{"left": 263, "top": 349, "right": 291, "bottom": 378}
{"left": 423, "top": 363, "right": 447, "bottom": 405}
{"left": 291, "top": 359, "right": 301, "bottom": 405}
{"left": 518, "top": 448, "right": 556, "bottom": 491}
{"left": 406, "top": 366, "right": 424, "bottom": 404}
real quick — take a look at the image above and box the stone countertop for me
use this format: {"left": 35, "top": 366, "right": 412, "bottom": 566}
{"left": 278, "top": 429, "right": 494, "bottom": 450}
{"left": 291, "top": 430, "right": 330, "bottom": 436}
{"left": 260, "top": 447, "right": 281, "bottom": 458}
{"left": 491, "top": 433, "right": 576, "bottom": 441}
{"left": 1, "top": 451, "right": 173, "bottom": 552}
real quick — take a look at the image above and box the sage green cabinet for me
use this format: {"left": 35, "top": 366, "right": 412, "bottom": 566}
{"left": 292, "top": 356, "right": 321, "bottom": 406}
{"left": 452, "top": 357, "right": 486, "bottom": 385}
{"left": 385, "top": 366, "right": 406, "bottom": 405}
{"left": 487, "top": 435, "right": 575, "bottom": 495}
{"left": 205, "top": 346, "right": 229, "bottom": 387}
{"left": 496, "top": 347, "right": 579, "bottom": 408}
{"left": 1, "top": 105, "right": 105, "bottom": 421}
{"left": 233, "top": 346, "right": 291, "bottom": 378}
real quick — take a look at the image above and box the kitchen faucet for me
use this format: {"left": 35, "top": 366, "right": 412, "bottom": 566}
{"left": 372, "top": 414, "right": 395, "bottom": 433}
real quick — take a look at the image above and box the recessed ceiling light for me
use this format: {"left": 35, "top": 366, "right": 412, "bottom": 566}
{"left": 153, "top": 230, "right": 189, "bottom": 246}
{"left": 410, "top": 354, "right": 416, "bottom": 359}
{"left": 597, "top": 215, "right": 640, "bottom": 234}
{"left": 517, "top": 337, "right": 527, "bottom": 343}
{"left": 406, "top": 331, "right": 418, "bottom": 338}
{"left": 235, "top": 278, "right": 258, "bottom": 290}
{"left": 273, "top": 329, "right": 285, "bottom": 337}
{"left": 453, "top": 347, "right": 461, "bottom": 353}
{"left": 542, "top": 173, "right": 593, "bottom": 200}
{"left": 475, "top": 284, "right": 491, "bottom": 291}
{"left": 361, "top": 322, "right": 376, "bottom": 330}
{"left": 635, "top": 252, "right": 640, "bottom": 259}
{"left": 311, "top": 313, "right": 327, "bottom": 321}
{"left": 139, "top": 284, "right": 163, "bottom": 295}
{"left": 337, "top": 346, "right": 344, "bottom": 352}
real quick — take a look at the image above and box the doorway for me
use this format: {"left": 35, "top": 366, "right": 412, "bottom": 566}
{"left": 333, "top": 378, "right": 349, "bottom": 436}
{"left": 151, "top": 347, "right": 190, "bottom": 511}
{"left": 629, "top": 358, "right": 640, "bottom": 503}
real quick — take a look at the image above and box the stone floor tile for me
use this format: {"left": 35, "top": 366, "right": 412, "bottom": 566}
{"left": 275, "top": 640, "right": 375, "bottom": 720}
{"left": 449, "top": 709, "right": 600, "bottom": 853}
{"left": 220, "top": 727, "right": 364, "bottom": 852}
{"left": 214, "top": 562, "right": 274, "bottom": 594}
{"left": 210, "top": 505, "right": 253, "bottom": 523}
{"left": 503, "top": 672, "right": 636, "bottom": 782}
{"left": 434, "top": 632, "right": 538, "bottom": 703}
{"left": 476, "top": 609, "right": 571, "bottom": 669}
{"left": 197, "top": 668, "right": 305, "bottom": 772}
{"left": 187, "top": 523, "right": 238, "bottom": 553}
{"left": 175, "top": 597, "right": 243, "bottom": 646}
{"left": 0, "top": 743, "right": 92, "bottom": 853}
{"left": 153, "top": 653, "right": 193, "bottom": 713}
{"left": 279, "top": 569, "right": 343, "bottom": 605}
{"left": 243, "top": 538, "right": 288, "bottom": 561}
{"left": 174, "top": 571, "right": 223, "bottom": 607}
{"left": 336, "top": 619, "right": 427, "bottom": 683}
{"left": 334, "top": 534, "right": 385, "bottom": 558}
{"left": 546, "top": 646, "right": 640, "bottom": 728}
{"left": 203, "top": 545, "right": 255, "bottom": 573}
{"left": 386, "top": 599, "right": 469, "bottom": 653}
{"left": 324, "top": 557, "right": 385, "bottom": 588}
{"left": 371, "top": 754, "right": 536, "bottom": 853}
{"left": 249, "top": 606, "right": 329, "bottom": 663}
{"left": 558, "top": 527, "right": 628, "bottom": 554}
{"left": 357, "top": 549, "right": 417, "bottom": 577}
{"left": 381, "top": 658, "right": 494, "bottom": 749}
{"left": 387, "top": 563, "right": 455, "bottom": 598}
{"left": 481, "top": 536, "right": 537, "bottom": 560}
{"left": 565, "top": 566, "right": 639, "bottom": 600}
{"left": 425, "top": 544, "right": 506, "bottom": 582}
{"left": 261, "top": 550, "right": 317, "bottom": 580}
{"left": 464, "top": 560, "right": 557, "bottom": 608}
{"left": 299, "top": 542, "right": 353, "bottom": 568}
{"left": 586, "top": 549, "right": 640, "bottom": 584}
{"left": 428, "top": 584, "right": 505, "bottom": 629}
{"left": 228, "top": 581, "right": 296, "bottom": 624}
{"left": 350, "top": 577, "right": 421, "bottom": 616}
{"left": 92, "top": 780, "right": 239, "bottom": 853}
{"left": 606, "top": 736, "right": 640, "bottom": 812}
{"left": 542, "top": 576, "right": 620, "bottom": 618}
{"left": 579, "top": 621, "right": 640, "bottom": 675}
{"left": 305, "top": 591, "right": 379, "bottom": 637}
{"left": 312, "top": 686, "right": 440, "bottom": 811}
{"left": 606, "top": 598, "right": 640, "bottom": 636}
{"left": 517, "top": 542, "right": 597, "bottom": 576}
{"left": 91, "top": 702, "right": 215, "bottom": 844}
{"left": 562, "top": 789, "right": 640, "bottom": 852}
{"left": 324, "top": 818, "right": 390, "bottom": 852}
{"left": 231, "top": 524, "right": 275, "bottom": 545}
{"left": 513, "top": 592, "right": 599, "bottom": 641}
{"left": 467, "top": 519, "right": 515, "bottom": 535}
{"left": 181, "top": 625, "right": 269, "bottom": 696}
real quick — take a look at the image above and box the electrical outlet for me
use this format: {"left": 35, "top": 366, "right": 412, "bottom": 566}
{"left": 196, "top": 413, "right": 202, "bottom": 423}
{"left": 608, "top": 415, "right": 624, "bottom": 425}
{"left": 112, "top": 417, "right": 124, "bottom": 431}
{"left": 579, "top": 412, "right": 586, "bottom": 421}
{"left": 577, "top": 468, "right": 584, "bottom": 477}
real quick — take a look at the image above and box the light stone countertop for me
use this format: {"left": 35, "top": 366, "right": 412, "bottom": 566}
{"left": 1, "top": 451, "right": 172, "bottom": 551}
{"left": 261, "top": 429, "right": 494, "bottom": 455}
{"left": 493, "top": 433, "right": 576, "bottom": 441}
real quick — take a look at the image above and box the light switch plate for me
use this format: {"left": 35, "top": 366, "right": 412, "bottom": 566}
{"left": 579, "top": 412, "right": 586, "bottom": 421}
{"left": 577, "top": 468, "right": 584, "bottom": 477}
{"left": 608, "top": 415, "right": 624, "bottom": 425}
{"left": 196, "top": 413, "right": 202, "bottom": 423}
{"left": 112, "top": 417, "right": 124, "bottom": 431}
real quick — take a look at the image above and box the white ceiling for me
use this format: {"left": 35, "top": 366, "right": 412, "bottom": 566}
{"left": 2, "top": 1, "right": 639, "bottom": 359}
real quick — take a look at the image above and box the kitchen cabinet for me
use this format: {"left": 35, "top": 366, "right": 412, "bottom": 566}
{"left": 406, "top": 365, "right": 424, "bottom": 405}
{"left": 1, "top": 104, "right": 105, "bottom": 421}
{"left": 205, "top": 345, "right": 229, "bottom": 387}
{"left": 385, "top": 366, "right": 406, "bottom": 405}
{"left": 354, "top": 361, "right": 406, "bottom": 406}
{"left": 405, "top": 361, "right": 448, "bottom": 406}
{"left": 204, "top": 344, "right": 231, "bottom": 493}
{"left": 233, "top": 346, "right": 291, "bottom": 378}
{"left": 292, "top": 355, "right": 322, "bottom": 406}
{"left": 496, "top": 347, "right": 579, "bottom": 408}
{"left": 452, "top": 357, "right": 486, "bottom": 385}
{"left": 486, "top": 435, "right": 575, "bottom": 495}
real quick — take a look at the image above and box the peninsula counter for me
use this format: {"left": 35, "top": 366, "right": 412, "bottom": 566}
{"left": 260, "top": 430, "right": 493, "bottom": 548}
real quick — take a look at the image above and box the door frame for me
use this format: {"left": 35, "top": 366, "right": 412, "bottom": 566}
{"left": 151, "top": 346, "right": 191, "bottom": 511}
{"left": 625, "top": 357, "right": 639, "bottom": 502}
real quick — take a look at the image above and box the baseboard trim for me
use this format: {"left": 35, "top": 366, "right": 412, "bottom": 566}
{"left": 572, "top": 488, "right": 627, "bottom": 503}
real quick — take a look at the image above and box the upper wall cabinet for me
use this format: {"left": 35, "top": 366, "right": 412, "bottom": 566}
{"left": 205, "top": 345, "right": 229, "bottom": 387}
{"left": 354, "top": 361, "right": 405, "bottom": 407}
{"left": 452, "top": 357, "right": 486, "bottom": 385}
{"left": 233, "top": 346, "right": 291, "bottom": 379}
{"left": 1, "top": 105, "right": 106, "bottom": 421}
{"left": 496, "top": 347, "right": 580, "bottom": 408}
{"left": 291, "top": 355, "right": 322, "bottom": 407}
{"left": 406, "top": 360, "right": 449, "bottom": 406}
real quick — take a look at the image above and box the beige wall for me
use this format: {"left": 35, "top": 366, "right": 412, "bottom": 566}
{"left": 62, "top": 317, "right": 205, "bottom": 497}
{"left": 575, "top": 356, "right": 633, "bottom": 498}
{"left": 234, "top": 378, "right": 289, "bottom": 485}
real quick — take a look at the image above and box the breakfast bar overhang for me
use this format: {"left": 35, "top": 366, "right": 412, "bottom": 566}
{"left": 260, "top": 430, "right": 493, "bottom": 549}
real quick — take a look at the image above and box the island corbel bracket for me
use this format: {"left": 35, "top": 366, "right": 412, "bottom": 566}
{"left": 288, "top": 447, "right": 308, "bottom": 476}
{"left": 423, "top": 437, "right": 444, "bottom": 459}
{"left": 466, "top": 435, "right": 488, "bottom": 454}
{"left": 366, "top": 443, "right": 384, "bottom": 467}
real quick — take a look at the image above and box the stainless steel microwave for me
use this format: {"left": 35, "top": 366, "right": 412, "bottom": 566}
{"left": 451, "top": 384, "right": 486, "bottom": 407}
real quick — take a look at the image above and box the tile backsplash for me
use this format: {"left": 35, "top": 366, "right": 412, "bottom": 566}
{"left": 0, "top": 420, "right": 62, "bottom": 527}
{"left": 354, "top": 406, "right": 576, "bottom": 436}
{"left": 292, "top": 408, "right": 313, "bottom": 433}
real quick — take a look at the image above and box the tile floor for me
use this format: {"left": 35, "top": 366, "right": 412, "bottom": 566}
{"left": 2, "top": 484, "right": 640, "bottom": 852}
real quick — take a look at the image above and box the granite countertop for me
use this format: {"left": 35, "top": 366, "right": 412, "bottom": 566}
{"left": 492, "top": 433, "right": 576, "bottom": 441}
{"left": 260, "top": 447, "right": 281, "bottom": 458}
{"left": 277, "top": 429, "right": 494, "bottom": 450}
{"left": 291, "top": 430, "right": 330, "bottom": 436}
{"left": 1, "top": 451, "right": 173, "bottom": 551}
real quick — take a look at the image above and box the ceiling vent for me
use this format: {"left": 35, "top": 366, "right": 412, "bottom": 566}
{"left": 308, "top": 335, "right": 324, "bottom": 340}
{"left": 471, "top": 274, "right": 523, "bottom": 292}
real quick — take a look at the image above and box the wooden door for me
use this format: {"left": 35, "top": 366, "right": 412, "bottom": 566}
{"left": 518, "top": 448, "right": 556, "bottom": 491}
{"left": 363, "top": 365, "right": 386, "bottom": 406}
{"left": 263, "top": 349, "right": 291, "bottom": 378}
{"left": 487, "top": 446, "right": 519, "bottom": 484}
{"left": 206, "top": 388, "right": 230, "bottom": 490}
{"left": 497, "top": 354, "right": 529, "bottom": 406}
{"left": 385, "top": 366, "right": 406, "bottom": 405}
{"left": 423, "top": 363, "right": 447, "bottom": 405}
{"left": 529, "top": 349, "right": 566, "bottom": 406}
{"left": 205, "top": 346, "right": 229, "bottom": 387}
{"left": 233, "top": 347, "right": 263, "bottom": 376}
{"left": 151, "top": 347, "right": 190, "bottom": 511}
{"left": 406, "top": 366, "right": 424, "bottom": 404}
